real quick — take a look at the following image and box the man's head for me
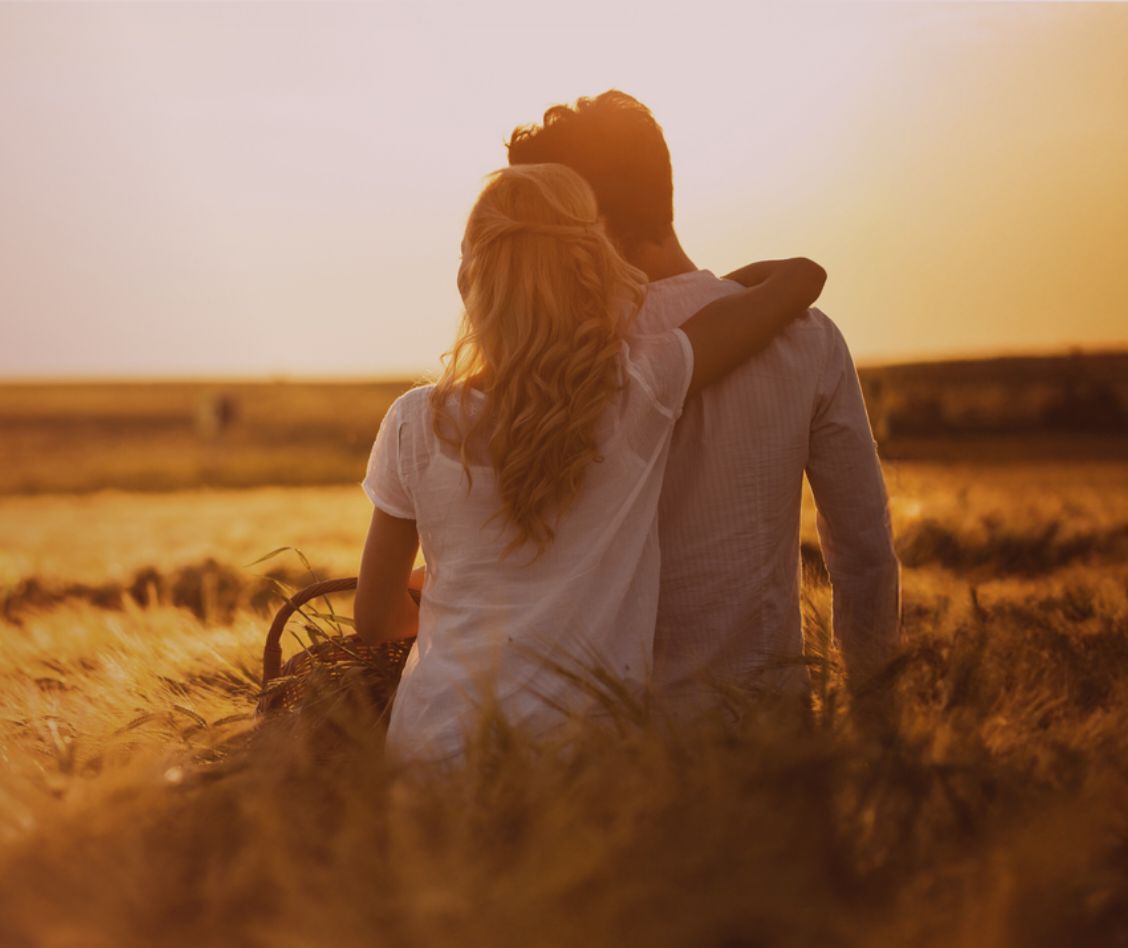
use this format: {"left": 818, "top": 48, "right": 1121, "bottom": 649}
{"left": 506, "top": 90, "right": 673, "bottom": 254}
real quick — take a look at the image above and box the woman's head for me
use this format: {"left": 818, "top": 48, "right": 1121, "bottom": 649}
{"left": 456, "top": 162, "right": 639, "bottom": 326}
{"left": 433, "top": 163, "right": 647, "bottom": 555}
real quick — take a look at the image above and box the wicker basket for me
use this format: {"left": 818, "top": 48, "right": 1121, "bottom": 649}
{"left": 256, "top": 577, "right": 417, "bottom": 717}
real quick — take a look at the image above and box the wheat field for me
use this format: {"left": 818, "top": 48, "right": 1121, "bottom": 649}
{"left": 1, "top": 459, "right": 1127, "bottom": 947}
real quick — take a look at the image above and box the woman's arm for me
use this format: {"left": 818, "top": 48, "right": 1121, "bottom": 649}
{"left": 721, "top": 258, "right": 798, "bottom": 288}
{"left": 408, "top": 564, "right": 426, "bottom": 599}
{"left": 681, "top": 257, "right": 826, "bottom": 399}
{"left": 355, "top": 507, "right": 421, "bottom": 644}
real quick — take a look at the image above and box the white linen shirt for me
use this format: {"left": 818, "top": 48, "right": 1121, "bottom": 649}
{"left": 634, "top": 270, "right": 901, "bottom": 712}
{"left": 363, "top": 329, "right": 695, "bottom": 764}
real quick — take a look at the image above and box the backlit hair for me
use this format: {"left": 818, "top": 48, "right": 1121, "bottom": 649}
{"left": 432, "top": 163, "right": 647, "bottom": 556}
{"left": 506, "top": 90, "right": 674, "bottom": 251}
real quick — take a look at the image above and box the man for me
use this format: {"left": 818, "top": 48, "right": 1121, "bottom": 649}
{"left": 507, "top": 91, "right": 901, "bottom": 714}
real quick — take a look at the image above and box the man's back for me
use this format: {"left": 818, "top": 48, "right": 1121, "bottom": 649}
{"left": 635, "top": 269, "right": 900, "bottom": 712}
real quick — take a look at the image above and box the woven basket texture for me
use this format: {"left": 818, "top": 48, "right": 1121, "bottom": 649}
{"left": 257, "top": 632, "right": 415, "bottom": 716}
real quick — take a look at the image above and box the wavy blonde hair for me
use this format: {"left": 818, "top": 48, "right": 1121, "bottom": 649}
{"left": 432, "top": 163, "right": 647, "bottom": 556}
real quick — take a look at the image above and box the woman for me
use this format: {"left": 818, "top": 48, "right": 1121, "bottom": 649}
{"left": 356, "top": 163, "right": 825, "bottom": 764}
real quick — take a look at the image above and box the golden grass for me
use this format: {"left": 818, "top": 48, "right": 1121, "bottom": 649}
{"left": 0, "top": 463, "right": 1126, "bottom": 946}
{"left": 0, "top": 486, "right": 371, "bottom": 587}
{"left": 2, "top": 460, "right": 1124, "bottom": 588}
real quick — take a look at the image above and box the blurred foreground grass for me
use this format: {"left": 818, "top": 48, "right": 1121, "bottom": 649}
{"left": 0, "top": 464, "right": 1126, "bottom": 946}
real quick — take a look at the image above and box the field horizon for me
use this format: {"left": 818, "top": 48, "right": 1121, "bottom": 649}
{"left": 2, "top": 350, "right": 1127, "bottom": 946}
{"left": 3, "top": 343, "right": 1126, "bottom": 385}
{"left": 5, "top": 0, "right": 1126, "bottom": 939}
{"left": 3, "top": 349, "right": 1125, "bottom": 497}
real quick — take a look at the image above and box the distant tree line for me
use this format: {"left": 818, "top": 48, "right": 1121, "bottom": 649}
{"left": 858, "top": 353, "right": 1128, "bottom": 439}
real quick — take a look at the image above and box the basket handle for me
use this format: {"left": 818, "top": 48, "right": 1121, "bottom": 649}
{"left": 262, "top": 577, "right": 422, "bottom": 684}
{"left": 263, "top": 577, "right": 359, "bottom": 684}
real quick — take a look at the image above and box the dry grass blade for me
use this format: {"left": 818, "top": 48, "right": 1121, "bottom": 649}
{"left": 1, "top": 466, "right": 1126, "bottom": 947}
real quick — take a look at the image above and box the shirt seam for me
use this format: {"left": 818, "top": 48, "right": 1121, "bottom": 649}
{"left": 670, "top": 327, "right": 694, "bottom": 418}
{"left": 394, "top": 401, "right": 415, "bottom": 510}
{"left": 625, "top": 331, "right": 692, "bottom": 421}
{"left": 625, "top": 362, "right": 676, "bottom": 421}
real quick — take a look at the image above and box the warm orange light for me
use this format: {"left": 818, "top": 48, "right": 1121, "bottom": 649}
{"left": 1, "top": 2, "right": 1125, "bottom": 378}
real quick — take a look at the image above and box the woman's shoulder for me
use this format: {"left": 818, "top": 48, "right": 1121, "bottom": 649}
{"left": 388, "top": 382, "right": 437, "bottom": 422}
{"left": 622, "top": 327, "right": 692, "bottom": 367}
{"left": 372, "top": 384, "right": 440, "bottom": 478}
{"left": 619, "top": 328, "right": 694, "bottom": 419}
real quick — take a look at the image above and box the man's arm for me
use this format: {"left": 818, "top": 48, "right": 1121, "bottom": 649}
{"left": 805, "top": 313, "right": 901, "bottom": 690}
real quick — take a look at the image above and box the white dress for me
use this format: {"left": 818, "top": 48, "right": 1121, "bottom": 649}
{"left": 362, "top": 328, "right": 694, "bottom": 764}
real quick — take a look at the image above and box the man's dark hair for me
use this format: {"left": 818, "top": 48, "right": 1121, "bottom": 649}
{"left": 506, "top": 90, "right": 673, "bottom": 250}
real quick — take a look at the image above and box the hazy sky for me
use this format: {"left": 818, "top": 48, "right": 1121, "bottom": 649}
{"left": 2, "top": 1, "right": 1126, "bottom": 379}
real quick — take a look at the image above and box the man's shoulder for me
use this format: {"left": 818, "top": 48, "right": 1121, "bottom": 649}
{"left": 643, "top": 271, "right": 841, "bottom": 334}
{"left": 788, "top": 305, "right": 843, "bottom": 346}
{"left": 746, "top": 305, "right": 843, "bottom": 368}
{"left": 637, "top": 270, "right": 740, "bottom": 331}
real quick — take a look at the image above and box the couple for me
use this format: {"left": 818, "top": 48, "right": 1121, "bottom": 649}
{"left": 355, "top": 91, "right": 901, "bottom": 765}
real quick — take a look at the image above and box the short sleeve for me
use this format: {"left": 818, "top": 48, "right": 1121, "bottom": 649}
{"left": 624, "top": 328, "right": 695, "bottom": 421}
{"left": 361, "top": 397, "right": 416, "bottom": 519}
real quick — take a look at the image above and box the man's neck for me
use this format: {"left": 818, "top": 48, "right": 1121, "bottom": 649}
{"left": 624, "top": 232, "right": 697, "bottom": 284}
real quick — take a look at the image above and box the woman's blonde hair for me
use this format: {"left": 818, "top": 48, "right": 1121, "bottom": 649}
{"left": 432, "top": 163, "right": 647, "bottom": 555}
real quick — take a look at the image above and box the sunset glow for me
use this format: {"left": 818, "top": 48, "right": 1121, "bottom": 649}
{"left": 2, "top": 1, "right": 1125, "bottom": 378}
